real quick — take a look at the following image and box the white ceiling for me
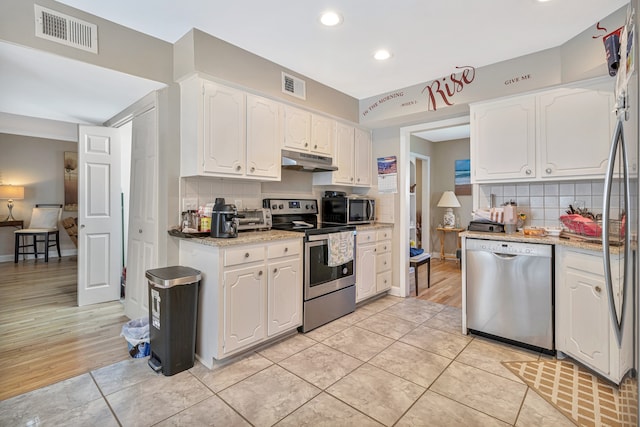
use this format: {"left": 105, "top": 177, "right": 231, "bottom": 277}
{"left": 0, "top": 0, "right": 630, "bottom": 126}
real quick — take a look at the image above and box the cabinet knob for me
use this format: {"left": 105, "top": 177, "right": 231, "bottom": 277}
{"left": 350, "top": 177, "right": 354, "bottom": 181}
{"left": 545, "top": 168, "right": 552, "bottom": 174}
{"left": 525, "top": 169, "right": 532, "bottom": 175}
{"left": 595, "top": 286, "right": 602, "bottom": 293}
{"left": 273, "top": 268, "right": 278, "bottom": 274}
{"left": 236, "top": 165, "right": 242, "bottom": 171}
{"left": 314, "top": 144, "right": 318, "bottom": 149}
{"left": 304, "top": 142, "right": 308, "bottom": 147}
{"left": 250, "top": 167, "right": 255, "bottom": 172}
{"left": 139, "top": 229, "right": 142, "bottom": 233}
{"left": 244, "top": 252, "right": 250, "bottom": 258}
{"left": 357, "top": 178, "right": 360, "bottom": 182}
{"left": 284, "top": 247, "right": 288, "bottom": 252}
{"left": 258, "top": 270, "right": 263, "bottom": 276}
{"left": 384, "top": 246, "right": 387, "bottom": 250}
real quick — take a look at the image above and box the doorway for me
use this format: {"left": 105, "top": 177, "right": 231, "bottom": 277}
{"left": 399, "top": 116, "right": 469, "bottom": 298}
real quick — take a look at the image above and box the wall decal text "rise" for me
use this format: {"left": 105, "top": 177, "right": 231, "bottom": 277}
{"left": 422, "top": 66, "right": 476, "bottom": 111}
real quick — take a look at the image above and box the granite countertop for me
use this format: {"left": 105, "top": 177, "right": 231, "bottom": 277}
{"left": 461, "top": 230, "right": 624, "bottom": 253}
{"left": 173, "top": 229, "right": 303, "bottom": 247}
{"left": 356, "top": 223, "right": 394, "bottom": 231}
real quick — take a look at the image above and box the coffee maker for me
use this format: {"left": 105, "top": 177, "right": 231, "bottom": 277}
{"left": 211, "top": 198, "right": 238, "bottom": 238}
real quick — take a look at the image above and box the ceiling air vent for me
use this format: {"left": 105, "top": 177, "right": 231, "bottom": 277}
{"left": 282, "top": 72, "right": 306, "bottom": 100}
{"left": 34, "top": 5, "right": 98, "bottom": 54}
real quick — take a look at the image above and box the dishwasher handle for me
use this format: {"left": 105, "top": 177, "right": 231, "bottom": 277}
{"left": 492, "top": 252, "right": 518, "bottom": 259}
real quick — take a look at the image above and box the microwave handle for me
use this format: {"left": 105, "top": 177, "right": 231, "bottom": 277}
{"left": 367, "top": 200, "right": 374, "bottom": 220}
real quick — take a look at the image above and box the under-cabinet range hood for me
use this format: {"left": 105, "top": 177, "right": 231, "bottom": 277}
{"left": 281, "top": 149, "right": 338, "bottom": 172}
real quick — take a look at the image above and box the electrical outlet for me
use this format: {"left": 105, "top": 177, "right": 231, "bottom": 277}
{"left": 183, "top": 197, "right": 197, "bottom": 211}
{"left": 234, "top": 199, "right": 243, "bottom": 210}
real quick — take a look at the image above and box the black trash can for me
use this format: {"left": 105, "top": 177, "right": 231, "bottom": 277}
{"left": 146, "top": 266, "right": 201, "bottom": 376}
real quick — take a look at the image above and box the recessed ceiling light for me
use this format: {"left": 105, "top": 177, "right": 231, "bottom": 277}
{"left": 320, "top": 11, "right": 342, "bottom": 26}
{"left": 374, "top": 49, "right": 391, "bottom": 60}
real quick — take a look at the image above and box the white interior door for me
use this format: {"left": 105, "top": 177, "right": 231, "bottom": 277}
{"left": 125, "top": 106, "right": 158, "bottom": 319}
{"left": 77, "top": 126, "right": 122, "bottom": 306}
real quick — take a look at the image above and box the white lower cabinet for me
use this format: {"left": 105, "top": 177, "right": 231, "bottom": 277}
{"left": 555, "top": 246, "right": 632, "bottom": 384}
{"left": 179, "top": 238, "right": 302, "bottom": 368}
{"left": 267, "top": 257, "right": 302, "bottom": 336}
{"left": 376, "top": 229, "right": 392, "bottom": 293}
{"left": 223, "top": 265, "right": 267, "bottom": 354}
{"left": 356, "top": 227, "right": 392, "bottom": 302}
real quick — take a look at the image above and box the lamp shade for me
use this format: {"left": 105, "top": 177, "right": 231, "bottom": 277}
{"left": 0, "top": 185, "right": 24, "bottom": 200}
{"left": 437, "top": 191, "right": 460, "bottom": 208}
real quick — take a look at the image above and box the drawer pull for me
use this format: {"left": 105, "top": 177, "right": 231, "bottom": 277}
{"left": 244, "top": 253, "right": 250, "bottom": 258}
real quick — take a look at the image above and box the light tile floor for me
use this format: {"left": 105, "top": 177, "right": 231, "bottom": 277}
{"left": 1, "top": 296, "right": 577, "bottom": 426}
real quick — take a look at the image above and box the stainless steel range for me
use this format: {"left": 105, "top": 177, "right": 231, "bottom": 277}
{"left": 263, "top": 198, "right": 356, "bottom": 332}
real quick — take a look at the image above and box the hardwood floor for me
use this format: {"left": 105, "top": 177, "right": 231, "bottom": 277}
{"left": 413, "top": 257, "right": 462, "bottom": 308}
{"left": 0, "top": 257, "right": 129, "bottom": 401}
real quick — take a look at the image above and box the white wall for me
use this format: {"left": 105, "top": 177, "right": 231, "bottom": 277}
{"left": 0, "top": 133, "right": 77, "bottom": 261}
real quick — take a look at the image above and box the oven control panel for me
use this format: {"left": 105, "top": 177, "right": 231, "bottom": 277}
{"left": 263, "top": 199, "right": 318, "bottom": 215}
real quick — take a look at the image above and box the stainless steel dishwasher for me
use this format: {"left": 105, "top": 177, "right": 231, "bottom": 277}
{"left": 466, "top": 238, "right": 554, "bottom": 352}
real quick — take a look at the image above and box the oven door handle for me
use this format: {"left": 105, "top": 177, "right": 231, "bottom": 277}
{"left": 307, "top": 231, "right": 354, "bottom": 242}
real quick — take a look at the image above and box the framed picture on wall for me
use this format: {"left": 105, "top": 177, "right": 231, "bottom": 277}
{"left": 64, "top": 151, "right": 78, "bottom": 211}
{"left": 455, "top": 159, "right": 471, "bottom": 196}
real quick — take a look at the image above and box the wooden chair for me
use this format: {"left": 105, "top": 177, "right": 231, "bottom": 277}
{"left": 14, "top": 204, "right": 63, "bottom": 263}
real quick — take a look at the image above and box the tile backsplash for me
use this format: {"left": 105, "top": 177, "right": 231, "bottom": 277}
{"left": 181, "top": 177, "right": 263, "bottom": 212}
{"left": 477, "top": 180, "right": 609, "bottom": 227}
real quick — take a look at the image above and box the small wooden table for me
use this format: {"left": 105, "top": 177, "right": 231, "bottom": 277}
{"left": 0, "top": 220, "right": 23, "bottom": 229}
{"left": 410, "top": 252, "right": 431, "bottom": 295}
{"left": 437, "top": 227, "right": 464, "bottom": 261}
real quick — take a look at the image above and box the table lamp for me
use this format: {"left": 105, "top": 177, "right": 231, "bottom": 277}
{"left": 437, "top": 191, "right": 460, "bottom": 228}
{"left": 0, "top": 185, "right": 25, "bottom": 221}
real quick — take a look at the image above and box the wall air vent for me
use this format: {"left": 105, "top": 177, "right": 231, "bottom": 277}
{"left": 282, "top": 72, "right": 306, "bottom": 100}
{"left": 34, "top": 5, "right": 98, "bottom": 54}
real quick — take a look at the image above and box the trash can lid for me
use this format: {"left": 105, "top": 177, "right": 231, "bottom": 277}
{"left": 146, "top": 266, "right": 201, "bottom": 288}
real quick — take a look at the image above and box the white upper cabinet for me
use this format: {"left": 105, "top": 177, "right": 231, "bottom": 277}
{"left": 333, "top": 122, "right": 355, "bottom": 185}
{"left": 311, "top": 114, "right": 335, "bottom": 156}
{"left": 313, "top": 122, "right": 372, "bottom": 187}
{"left": 246, "top": 94, "right": 282, "bottom": 179}
{"left": 354, "top": 127, "right": 373, "bottom": 186}
{"left": 202, "top": 81, "right": 246, "bottom": 176}
{"left": 471, "top": 77, "right": 615, "bottom": 183}
{"left": 180, "top": 76, "right": 281, "bottom": 181}
{"left": 283, "top": 106, "right": 334, "bottom": 156}
{"left": 283, "top": 105, "right": 311, "bottom": 152}
{"left": 471, "top": 95, "right": 536, "bottom": 182}
{"left": 538, "top": 81, "right": 615, "bottom": 179}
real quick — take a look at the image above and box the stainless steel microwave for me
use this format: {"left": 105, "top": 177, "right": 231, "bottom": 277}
{"left": 321, "top": 196, "right": 375, "bottom": 225}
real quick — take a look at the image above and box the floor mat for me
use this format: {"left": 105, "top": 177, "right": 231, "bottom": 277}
{"left": 503, "top": 359, "right": 637, "bottom": 427}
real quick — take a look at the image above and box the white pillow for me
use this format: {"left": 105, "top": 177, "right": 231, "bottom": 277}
{"left": 30, "top": 208, "right": 60, "bottom": 229}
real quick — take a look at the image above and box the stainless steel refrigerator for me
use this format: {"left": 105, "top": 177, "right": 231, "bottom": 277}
{"left": 612, "top": 0, "right": 638, "bottom": 417}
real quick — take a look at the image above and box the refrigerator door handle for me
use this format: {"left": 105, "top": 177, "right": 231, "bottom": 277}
{"left": 602, "top": 118, "right": 630, "bottom": 347}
